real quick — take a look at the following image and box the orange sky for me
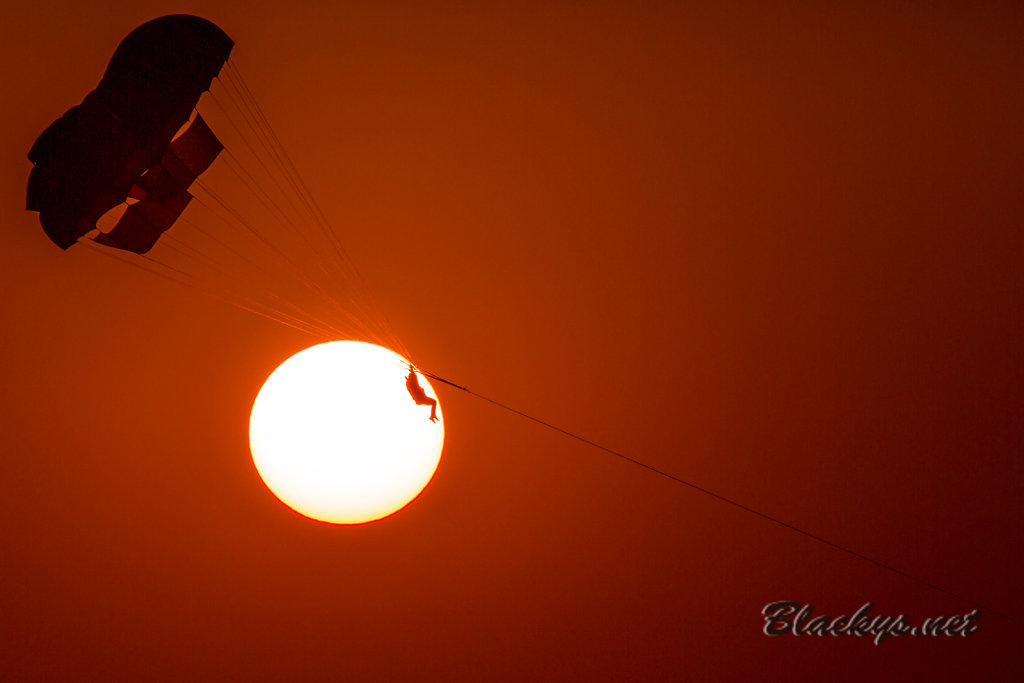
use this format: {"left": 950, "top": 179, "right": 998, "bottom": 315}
{"left": 2, "top": 1, "right": 1022, "bottom": 680}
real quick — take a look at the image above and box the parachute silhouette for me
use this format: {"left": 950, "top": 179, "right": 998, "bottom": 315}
{"left": 23, "top": 14, "right": 407, "bottom": 352}
{"left": 27, "top": 15, "right": 233, "bottom": 253}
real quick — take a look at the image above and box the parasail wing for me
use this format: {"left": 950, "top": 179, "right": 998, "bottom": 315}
{"left": 26, "top": 15, "right": 232, "bottom": 251}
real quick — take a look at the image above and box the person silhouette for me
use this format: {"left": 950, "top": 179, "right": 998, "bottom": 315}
{"left": 406, "top": 368, "right": 439, "bottom": 422}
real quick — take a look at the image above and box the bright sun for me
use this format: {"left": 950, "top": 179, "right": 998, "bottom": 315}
{"left": 249, "top": 341, "right": 444, "bottom": 524}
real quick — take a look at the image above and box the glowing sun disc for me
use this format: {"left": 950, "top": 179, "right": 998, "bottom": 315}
{"left": 249, "top": 341, "right": 444, "bottom": 524}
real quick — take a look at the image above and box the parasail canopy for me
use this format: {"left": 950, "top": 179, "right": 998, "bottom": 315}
{"left": 26, "top": 14, "right": 233, "bottom": 253}
{"left": 24, "top": 14, "right": 411, "bottom": 354}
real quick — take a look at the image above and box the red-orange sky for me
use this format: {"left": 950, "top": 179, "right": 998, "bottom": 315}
{"left": 2, "top": 1, "right": 1021, "bottom": 680}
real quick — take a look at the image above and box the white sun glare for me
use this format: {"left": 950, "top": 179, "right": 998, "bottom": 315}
{"left": 249, "top": 341, "right": 444, "bottom": 524}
